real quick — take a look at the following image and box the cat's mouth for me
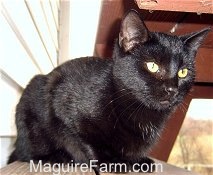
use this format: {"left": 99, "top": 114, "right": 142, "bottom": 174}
{"left": 159, "top": 100, "right": 170, "bottom": 105}
{"left": 159, "top": 100, "right": 171, "bottom": 108}
{"left": 158, "top": 94, "right": 175, "bottom": 108}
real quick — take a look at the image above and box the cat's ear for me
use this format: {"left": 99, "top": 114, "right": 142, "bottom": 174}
{"left": 181, "top": 27, "right": 211, "bottom": 51}
{"left": 119, "top": 10, "right": 149, "bottom": 52}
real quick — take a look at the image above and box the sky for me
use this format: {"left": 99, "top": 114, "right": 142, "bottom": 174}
{"left": 186, "top": 99, "right": 213, "bottom": 120}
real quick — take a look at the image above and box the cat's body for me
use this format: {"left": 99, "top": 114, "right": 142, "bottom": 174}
{"left": 8, "top": 10, "right": 210, "bottom": 173}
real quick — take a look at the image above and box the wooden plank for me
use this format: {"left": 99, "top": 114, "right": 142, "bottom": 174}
{"left": 1, "top": 160, "right": 199, "bottom": 175}
{"left": 96, "top": 1, "right": 212, "bottom": 48}
{"left": 144, "top": 11, "right": 186, "bottom": 33}
{"left": 95, "top": 0, "right": 144, "bottom": 45}
{"left": 195, "top": 48, "right": 213, "bottom": 83}
{"left": 95, "top": 44, "right": 113, "bottom": 58}
{"left": 135, "top": 0, "right": 213, "bottom": 14}
{"left": 150, "top": 84, "right": 213, "bottom": 161}
{"left": 96, "top": 1, "right": 212, "bottom": 47}
{"left": 96, "top": 1, "right": 181, "bottom": 44}
{"left": 170, "top": 13, "right": 213, "bottom": 48}
{"left": 95, "top": 0, "right": 125, "bottom": 44}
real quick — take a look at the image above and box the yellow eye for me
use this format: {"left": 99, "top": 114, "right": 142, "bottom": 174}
{"left": 178, "top": 68, "right": 188, "bottom": 78}
{"left": 146, "top": 62, "right": 159, "bottom": 73}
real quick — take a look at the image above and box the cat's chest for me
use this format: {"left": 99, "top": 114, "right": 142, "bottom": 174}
{"left": 111, "top": 120, "right": 162, "bottom": 158}
{"left": 120, "top": 122, "right": 160, "bottom": 141}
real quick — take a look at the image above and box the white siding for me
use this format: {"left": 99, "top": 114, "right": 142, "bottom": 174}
{"left": 0, "top": 0, "right": 101, "bottom": 168}
{"left": 0, "top": 0, "right": 59, "bottom": 168}
{"left": 25, "top": 0, "right": 58, "bottom": 67}
{"left": 68, "top": 0, "right": 102, "bottom": 59}
{"left": 58, "top": 0, "right": 102, "bottom": 63}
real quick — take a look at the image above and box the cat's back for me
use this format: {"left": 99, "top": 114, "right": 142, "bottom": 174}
{"left": 18, "top": 74, "right": 47, "bottom": 105}
{"left": 54, "top": 57, "right": 113, "bottom": 79}
{"left": 46, "top": 57, "right": 114, "bottom": 118}
{"left": 47, "top": 56, "right": 113, "bottom": 89}
{"left": 14, "top": 74, "right": 49, "bottom": 128}
{"left": 18, "top": 57, "right": 113, "bottom": 117}
{"left": 15, "top": 56, "right": 114, "bottom": 137}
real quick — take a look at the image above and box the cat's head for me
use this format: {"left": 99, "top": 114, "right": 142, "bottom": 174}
{"left": 113, "top": 10, "right": 210, "bottom": 111}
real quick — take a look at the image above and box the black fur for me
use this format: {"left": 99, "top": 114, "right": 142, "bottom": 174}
{"left": 8, "top": 10, "right": 210, "bottom": 173}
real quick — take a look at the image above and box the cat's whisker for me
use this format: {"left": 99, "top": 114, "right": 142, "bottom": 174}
{"left": 189, "top": 87, "right": 197, "bottom": 94}
{"left": 113, "top": 117, "right": 120, "bottom": 129}
{"left": 109, "top": 89, "right": 128, "bottom": 97}
{"left": 129, "top": 101, "right": 145, "bottom": 123}
{"left": 182, "top": 101, "right": 189, "bottom": 110}
{"left": 107, "top": 97, "right": 134, "bottom": 119}
{"left": 113, "top": 100, "right": 139, "bottom": 129}
{"left": 180, "top": 102, "right": 186, "bottom": 111}
{"left": 117, "top": 100, "right": 138, "bottom": 119}
{"left": 102, "top": 91, "right": 132, "bottom": 113}
{"left": 134, "top": 103, "right": 147, "bottom": 131}
{"left": 178, "top": 102, "right": 188, "bottom": 115}
{"left": 179, "top": 104, "right": 185, "bottom": 115}
{"left": 186, "top": 91, "right": 195, "bottom": 98}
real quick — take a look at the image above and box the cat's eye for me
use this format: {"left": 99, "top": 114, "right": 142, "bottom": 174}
{"left": 178, "top": 68, "right": 188, "bottom": 78}
{"left": 146, "top": 62, "right": 159, "bottom": 73}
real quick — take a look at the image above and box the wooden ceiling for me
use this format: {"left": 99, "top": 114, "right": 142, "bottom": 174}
{"left": 94, "top": 0, "right": 213, "bottom": 161}
{"left": 95, "top": 0, "right": 213, "bottom": 82}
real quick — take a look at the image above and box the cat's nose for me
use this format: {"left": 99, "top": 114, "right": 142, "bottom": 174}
{"left": 165, "top": 87, "right": 178, "bottom": 96}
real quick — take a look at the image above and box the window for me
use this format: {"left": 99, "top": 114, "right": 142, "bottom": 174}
{"left": 168, "top": 99, "right": 213, "bottom": 175}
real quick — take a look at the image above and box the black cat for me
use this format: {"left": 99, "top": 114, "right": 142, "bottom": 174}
{"left": 8, "top": 10, "right": 210, "bottom": 174}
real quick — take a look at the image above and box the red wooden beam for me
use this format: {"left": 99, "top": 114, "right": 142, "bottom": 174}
{"left": 135, "top": 0, "right": 213, "bottom": 14}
